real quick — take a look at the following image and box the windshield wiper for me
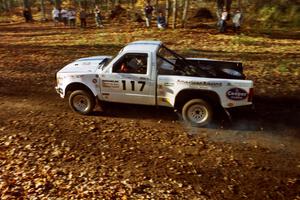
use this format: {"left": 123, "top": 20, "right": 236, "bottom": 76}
{"left": 99, "top": 58, "right": 109, "bottom": 70}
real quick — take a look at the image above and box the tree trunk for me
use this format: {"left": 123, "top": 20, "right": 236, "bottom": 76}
{"left": 40, "top": 0, "right": 46, "bottom": 20}
{"left": 106, "top": 0, "right": 109, "bottom": 11}
{"left": 224, "top": 0, "right": 232, "bottom": 12}
{"left": 237, "top": 0, "right": 241, "bottom": 9}
{"left": 7, "top": 0, "right": 11, "bottom": 11}
{"left": 0, "top": 0, "right": 6, "bottom": 11}
{"left": 0, "top": 0, "right": 4, "bottom": 11}
{"left": 54, "top": 0, "right": 61, "bottom": 9}
{"left": 3, "top": 0, "right": 11, "bottom": 12}
{"left": 129, "top": 0, "right": 133, "bottom": 8}
{"left": 155, "top": 0, "right": 158, "bottom": 12}
{"left": 181, "top": 0, "right": 189, "bottom": 28}
{"left": 172, "top": 0, "right": 177, "bottom": 29}
{"left": 23, "top": 0, "right": 30, "bottom": 9}
{"left": 165, "top": 0, "right": 169, "bottom": 25}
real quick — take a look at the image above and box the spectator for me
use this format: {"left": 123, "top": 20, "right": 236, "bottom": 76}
{"left": 157, "top": 12, "right": 166, "bottom": 29}
{"left": 23, "top": 8, "right": 32, "bottom": 23}
{"left": 232, "top": 9, "right": 243, "bottom": 33}
{"left": 61, "top": 8, "right": 68, "bottom": 26}
{"left": 144, "top": 1, "right": 153, "bottom": 27}
{"left": 52, "top": 7, "right": 60, "bottom": 26}
{"left": 80, "top": 9, "right": 87, "bottom": 28}
{"left": 68, "top": 8, "right": 76, "bottom": 28}
{"left": 219, "top": 7, "right": 228, "bottom": 33}
{"left": 216, "top": 0, "right": 232, "bottom": 21}
{"left": 94, "top": 6, "right": 103, "bottom": 28}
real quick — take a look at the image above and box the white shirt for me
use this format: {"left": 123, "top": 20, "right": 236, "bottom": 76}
{"left": 221, "top": 11, "right": 228, "bottom": 21}
{"left": 68, "top": 10, "right": 76, "bottom": 20}
{"left": 52, "top": 8, "right": 59, "bottom": 19}
{"left": 61, "top": 9, "right": 68, "bottom": 18}
{"left": 233, "top": 13, "right": 242, "bottom": 26}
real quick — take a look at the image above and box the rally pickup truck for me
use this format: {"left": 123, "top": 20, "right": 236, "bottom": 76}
{"left": 55, "top": 41, "right": 253, "bottom": 127}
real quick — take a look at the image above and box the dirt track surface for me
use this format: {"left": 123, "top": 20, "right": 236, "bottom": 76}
{"left": 0, "top": 22, "right": 300, "bottom": 199}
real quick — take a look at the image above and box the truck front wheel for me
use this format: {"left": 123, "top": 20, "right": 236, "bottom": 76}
{"left": 182, "top": 99, "right": 213, "bottom": 127}
{"left": 69, "top": 90, "right": 95, "bottom": 115}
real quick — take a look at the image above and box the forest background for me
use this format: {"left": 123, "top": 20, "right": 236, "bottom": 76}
{"left": 0, "top": 0, "right": 300, "bottom": 31}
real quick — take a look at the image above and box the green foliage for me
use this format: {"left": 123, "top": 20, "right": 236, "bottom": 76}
{"left": 256, "top": 2, "right": 300, "bottom": 28}
{"left": 231, "top": 35, "right": 262, "bottom": 46}
{"left": 258, "top": 6, "right": 276, "bottom": 22}
{"left": 278, "top": 63, "right": 288, "bottom": 73}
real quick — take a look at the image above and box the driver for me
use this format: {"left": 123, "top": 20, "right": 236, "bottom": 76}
{"left": 120, "top": 62, "right": 129, "bottom": 72}
{"left": 120, "top": 57, "right": 132, "bottom": 73}
{"left": 135, "top": 57, "right": 147, "bottom": 73}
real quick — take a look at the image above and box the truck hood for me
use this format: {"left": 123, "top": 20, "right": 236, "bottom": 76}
{"left": 58, "top": 56, "right": 110, "bottom": 74}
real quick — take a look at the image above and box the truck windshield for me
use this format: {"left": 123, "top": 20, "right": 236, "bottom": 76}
{"left": 100, "top": 48, "right": 124, "bottom": 70}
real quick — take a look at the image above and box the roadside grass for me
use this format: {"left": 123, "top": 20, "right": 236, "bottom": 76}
{"left": 231, "top": 35, "right": 264, "bottom": 46}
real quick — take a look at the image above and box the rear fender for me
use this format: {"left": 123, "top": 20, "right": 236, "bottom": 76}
{"left": 174, "top": 89, "right": 221, "bottom": 111}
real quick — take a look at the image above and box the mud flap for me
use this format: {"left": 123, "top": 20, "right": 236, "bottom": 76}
{"left": 223, "top": 108, "right": 232, "bottom": 123}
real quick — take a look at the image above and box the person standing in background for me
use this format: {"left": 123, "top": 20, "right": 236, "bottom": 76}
{"left": 216, "top": 0, "right": 232, "bottom": 25}
{"left": 144, "top": 1, "right": 154, "bottom": 27}
{"left": 94, "top": 6, "right": 103, "bottom": 28}
{"left": 219, "top": 7, "right": 228, "bottom": 33}
{"left": 232, "top": 9, "right": 243, "bottom": 33}
{"left": 68, "top": 8, "right": 76, "bottom": 28}
{"left": 157, "top": 12, "right": 167, "bottom": 29}
{"left": 52, "top": 7, "right": 59, "bottom": 26}
{"left": 80, "top": 8, "right": 87, "bottom": 28}
{"left": 23, "top": 8, "right": 32, "bottom": 23}
{"left": 61, "top": 8, "right": 68, "bottom": 26}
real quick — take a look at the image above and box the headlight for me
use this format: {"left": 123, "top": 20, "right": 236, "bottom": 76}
{"left": 56, "top": 74, "right": 63, "bottom": 85}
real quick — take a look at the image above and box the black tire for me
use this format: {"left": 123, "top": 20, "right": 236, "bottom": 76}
{"left": 182, "top": 99, "right": 213, "bottom": 127}
{"left": 69, "top": 90, "right": 95, "bottom": 115}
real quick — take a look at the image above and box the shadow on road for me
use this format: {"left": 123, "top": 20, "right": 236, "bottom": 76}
{"left": 224, "top": 95, "right": 300, "bottom": 132}
{"left": 90, "top": 95, "right": 300, "bottom": 134}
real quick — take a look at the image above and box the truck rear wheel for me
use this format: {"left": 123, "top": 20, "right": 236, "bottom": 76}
{"left": 182, "top": 99, "right": 213, "bottom": 127}
{"left": 69, "top": 90, "right": 95, "bottom": 115}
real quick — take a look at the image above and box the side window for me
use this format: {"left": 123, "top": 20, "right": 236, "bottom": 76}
{"left": 112, "top": 53, "right": 148, "bottom": 74}
{"left": 157, "top": 57, "right": 175, "bottom": 75}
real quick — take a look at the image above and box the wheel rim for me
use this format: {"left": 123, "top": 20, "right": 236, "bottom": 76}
{"left": 187, "top": 104, "right": 209, "bottom": 124}
{"left": 73, "top": 95, "right": 90, "bottom": 113}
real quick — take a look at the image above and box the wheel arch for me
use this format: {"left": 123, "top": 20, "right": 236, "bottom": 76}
{"left": 174, "top": 89, "right": 221, "bottom": 111}
{"left": 65, "top": 82, "right": 96, "bottom": 97}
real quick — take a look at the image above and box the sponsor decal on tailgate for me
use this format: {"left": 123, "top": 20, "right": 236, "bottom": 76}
{"left": 226, "top": 88, "right": 248, "bottom": 100}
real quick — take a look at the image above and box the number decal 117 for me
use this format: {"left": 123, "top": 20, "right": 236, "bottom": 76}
{"left": 121, "top": 80, "right": 145, "bottom": 91}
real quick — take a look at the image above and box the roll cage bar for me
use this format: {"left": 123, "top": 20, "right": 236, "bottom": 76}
{"left": 157, "top": 45, "right": 213, "bottom": 77}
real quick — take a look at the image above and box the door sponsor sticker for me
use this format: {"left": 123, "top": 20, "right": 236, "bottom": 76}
{"left": 102, "top": 80, "right": 119, "bottom": 88}
{"left": 226, "top": 88, "right": 248, "bottom": 100}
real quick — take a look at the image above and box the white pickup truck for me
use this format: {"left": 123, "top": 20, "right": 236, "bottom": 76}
{"left": 55, "top": 41, "right": 253, "bottom": 126}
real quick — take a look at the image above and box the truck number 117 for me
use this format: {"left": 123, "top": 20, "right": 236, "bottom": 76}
{"left": 121, "top": 80, "right": 146, "bottom": 91}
